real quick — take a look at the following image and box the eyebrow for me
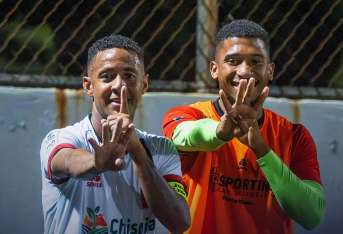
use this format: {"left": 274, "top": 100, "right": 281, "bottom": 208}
{"left": 98, "top": 65, "right": 138, "bottom": 75}
{"left": 224, "top": 54, "right": 265, "bottom": 61}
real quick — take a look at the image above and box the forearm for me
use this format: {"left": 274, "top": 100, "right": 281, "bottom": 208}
{"left": 172, "top": 119, "right": 226, "bottom": 152}
{"left": 52, "top": 148, "right": 97, "bottom": 178}
{"left": 257, "top": 150, "right": 326, "bottom": 229}
{"left": 129, "top": 143, "right": 190, "bottom": 233}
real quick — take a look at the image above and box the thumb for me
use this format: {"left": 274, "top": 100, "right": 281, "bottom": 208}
{"left": 248, "top": 126, "right": 254, "bottom": 146}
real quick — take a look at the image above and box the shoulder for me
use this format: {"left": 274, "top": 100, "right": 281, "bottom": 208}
{"left": 263, "top": 108, "right": 297, "bottom": 135}
{"left": 264, "top": 109, "right": 293, "bottom": 126}
{"left": 163, "top": 102, "right": 211, "bottom": 125}
{"left": 42, "top": 122, "right": 81, "bottom": 142}
{"left": 263, "top": 109, "right": 314, "bottom": 143}
{"left": 137, "top": 129, "right": 177, "bottom": 155}
{"left": 165, "top": 104, "right": 206, "bottom": 118}
{"left": 41, "top": 117, "right": 89, "bottom": 151}
{"left": 165, "top": 100, "right": 213, "bottom": 114}
{"left": 137, "top": 129, "right": 182, "bottom": 174}
{"left": 189, "top": 100, "right": 213, "bottom": 110}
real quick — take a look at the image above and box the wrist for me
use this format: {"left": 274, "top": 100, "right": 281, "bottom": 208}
{"left": 253, "top": 143, "right": 270, "bottom": 158}
{"left": 216, "top": 116, "right": 234, "bottom": 141}
{"left": 93, "top": 155, "right": 106, "bottom": 173}
{"left": 128, "top": 140, "right": 150, "bottom": 166}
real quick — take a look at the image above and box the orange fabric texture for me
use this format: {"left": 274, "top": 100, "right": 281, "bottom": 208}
{"left": 162, "top": 100, "right": 321, "bottom": 234}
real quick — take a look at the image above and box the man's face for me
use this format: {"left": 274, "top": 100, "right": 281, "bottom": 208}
{"left": 83, "top": 48, "right": 148, "bottom": 119}
{"left": 210, "top": 37, "right": 274, "bottom": 104}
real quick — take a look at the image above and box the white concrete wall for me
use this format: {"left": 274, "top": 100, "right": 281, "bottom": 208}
{"left": 0, "top": 87, "right": 342, "bottom": 233}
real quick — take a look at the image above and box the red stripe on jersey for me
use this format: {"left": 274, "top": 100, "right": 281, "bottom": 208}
{"left": 47, "top": 143, "right": 76, "bottom": 183}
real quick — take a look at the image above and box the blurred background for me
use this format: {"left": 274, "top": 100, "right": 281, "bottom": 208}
{"left": 0, "top": 0, "right": 342, "bottom": 233}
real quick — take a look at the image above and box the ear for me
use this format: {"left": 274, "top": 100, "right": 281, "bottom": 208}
{"left": 267, "top": 63, "right": 275, "bottom": 82}
{"left": 83, "top": 76, "right": 94, "bottom": 97}
{"left": 210, "top": 60, "right": 219, "bottom": 80}
{"left": 142, "top": 74, "right": 149, "bottom": 93}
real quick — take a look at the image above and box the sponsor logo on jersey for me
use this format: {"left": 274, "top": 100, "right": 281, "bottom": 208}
{"left": 82, "top": 207, "right": 156, "bottom": 234}
{"left": 82, "top": 206, "right": 108, "bottom": 234}
{"left": 210, "top": 167, "right": 271, "bottom": 204}
{"left": 237, "top": 158, "right": 248, "bottom": 171}
{"left": 86, "top": 175, "right": 102, "bottom": 187}
{"left": 110, "top": 217, "right": 155, "bottom": 234}
{"left": 45, "top": 131, "right": 57, "bottom": 151}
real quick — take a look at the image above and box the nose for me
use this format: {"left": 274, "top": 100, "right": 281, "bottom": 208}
{"left": 110, "top": 74, "right": 125, "bottom": 92}
{"left": 236, "top": 61, "right": 253, "bottom": 79}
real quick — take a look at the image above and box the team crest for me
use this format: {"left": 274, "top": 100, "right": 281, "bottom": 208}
{"left": 82, "top": 206, "right": 108, "bottom": 234}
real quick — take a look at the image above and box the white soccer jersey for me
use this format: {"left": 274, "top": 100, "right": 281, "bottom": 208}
{"left": 40, "top": 115, "right": 183, "bottom": 234}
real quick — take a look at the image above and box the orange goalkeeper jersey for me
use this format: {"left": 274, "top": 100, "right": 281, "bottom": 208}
{"left": 162, "top": 100, "right": 321, "bottom": 234}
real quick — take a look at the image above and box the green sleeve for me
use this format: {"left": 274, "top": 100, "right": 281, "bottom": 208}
{"left": 257, "top": 150, "right": 326, "bottom": 230}
{"left": 172, "top": 119, "right": 226, "bottom": 152}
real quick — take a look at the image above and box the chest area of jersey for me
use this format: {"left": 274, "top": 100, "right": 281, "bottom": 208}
{"left": 207, "top": 144, "right": 271, "bottom": 205}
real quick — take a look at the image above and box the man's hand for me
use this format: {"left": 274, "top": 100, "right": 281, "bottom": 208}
{"left": 216, "top": 78, "right": 269, "bottom": 141}
{"left": 88, "top": 86, "right": 134, "bottom": 172}
{"left": 241, "top": 119, "right": 270, "bottom": 158}
{"left": 88, "top": 118, "right": 133, "bottom": 172}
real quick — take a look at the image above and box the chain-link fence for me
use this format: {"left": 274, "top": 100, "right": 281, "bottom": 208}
{"left": 0, "top": 0, "right": 342, "bottom": 98}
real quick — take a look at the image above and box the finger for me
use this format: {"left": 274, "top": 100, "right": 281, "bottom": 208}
{"left": 120, "top": 86, "right": 129, "bottom": 114}
{"left": 119, "top": 123, "right": 135, "bottom": 145}
{"left": 228, "top": 109, "right": 239, "bottom": 124}
{"left": 108, "top": 116, "right": 131, "bottom": 134}
{"left": 101, "top": 121, "right": 110, "bottom": 143}
{"left": 235, "top": 79, "right": 247, "bottom": 105}
{"left": 243, "top": 78, "right": 255, "bottom": 105}
{"left": 248, "top": 126, "right": 254, "bottom": 146}
{"left": 219, "top": 89, "right": 232, "bottom": 114}
{"left": 237, "top": 119, "right": 249, "bottom": 135}
{"left": 253, "top": 86, "right": 269, "bottom": 110}
{"left": 100, "top": 119, "right": 106, "bottom": 142}
{"left": 107, "top": 115, "right": 117, "bottom": 121}
{"left": 110, "top": 118, "right": 123, "bottom": 143}
{"left": 88, "top": 138, "right": 99, "bottom": 151}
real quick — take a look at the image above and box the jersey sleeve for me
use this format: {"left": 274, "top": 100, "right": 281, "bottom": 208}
{"left": 40, "top": 127, "right": 79, "bottom": 184}
{"left": 162, "top": 105, "right": 205, "bottom": 140}
{"left": 290, "top": 124, "right": 322, "bottom": 184}
{"left": 147, "top": 136, "right": 188, "bottom": 198}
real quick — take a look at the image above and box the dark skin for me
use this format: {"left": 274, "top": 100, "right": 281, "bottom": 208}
{"left": 210, "top": 37, "right": 275, "bottom": 157}
{"left": 51, "top": 48, "right": 190, "bottom": 233}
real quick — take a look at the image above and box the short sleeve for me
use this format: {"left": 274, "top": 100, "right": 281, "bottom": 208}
{"left": 153, "top": 137, "right": 189, "bottom": 197}
{"left": 162, "top": 106, "right": 205, "bottom": 140}
{"left": 291, "top": 124, "right": 322, "bottom": 184}
{"left": 40, "top": 128, "right": 78, "bottom": 183}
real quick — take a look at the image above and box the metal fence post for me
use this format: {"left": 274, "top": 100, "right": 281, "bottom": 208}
{"left": 196, "top": 0, "right": 218, "bottom": 92}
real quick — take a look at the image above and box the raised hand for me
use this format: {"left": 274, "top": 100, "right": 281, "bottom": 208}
{"left": 246, "top": 120, "right": 270, "bottom": 158}
{"left": 88, "top": 86, "right": 134, "bottom": 172}
{"left": 88, "top": 118, "right": 133, "bottom": 172}
{"left": 107, "top": 86, "right": 133, "bottom": 135}
{"left": 216, "top": 78, "right": 269, "bottom": 141}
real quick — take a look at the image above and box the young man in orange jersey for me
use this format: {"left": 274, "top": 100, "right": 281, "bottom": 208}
{"left": 162, "top": 19, "right": 325, "bottom": 234}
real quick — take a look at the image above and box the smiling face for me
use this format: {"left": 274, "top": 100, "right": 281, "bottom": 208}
{"left": 83, "top": 48, "right": 148, "bottom": 121}
{"left": 210, "top": 37, "right": 274, "bottom": 104}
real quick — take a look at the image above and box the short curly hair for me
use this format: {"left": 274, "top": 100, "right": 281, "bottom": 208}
{"left": 87, "top": 34, "right": 144, "bottom": 67}
{"left": 216, "top": 19, "right": 270, "bottom": 57}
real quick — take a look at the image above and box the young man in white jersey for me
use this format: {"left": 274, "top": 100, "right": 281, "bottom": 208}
{"left": 40, "top": 35, "right": 190, "bottom": 234}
